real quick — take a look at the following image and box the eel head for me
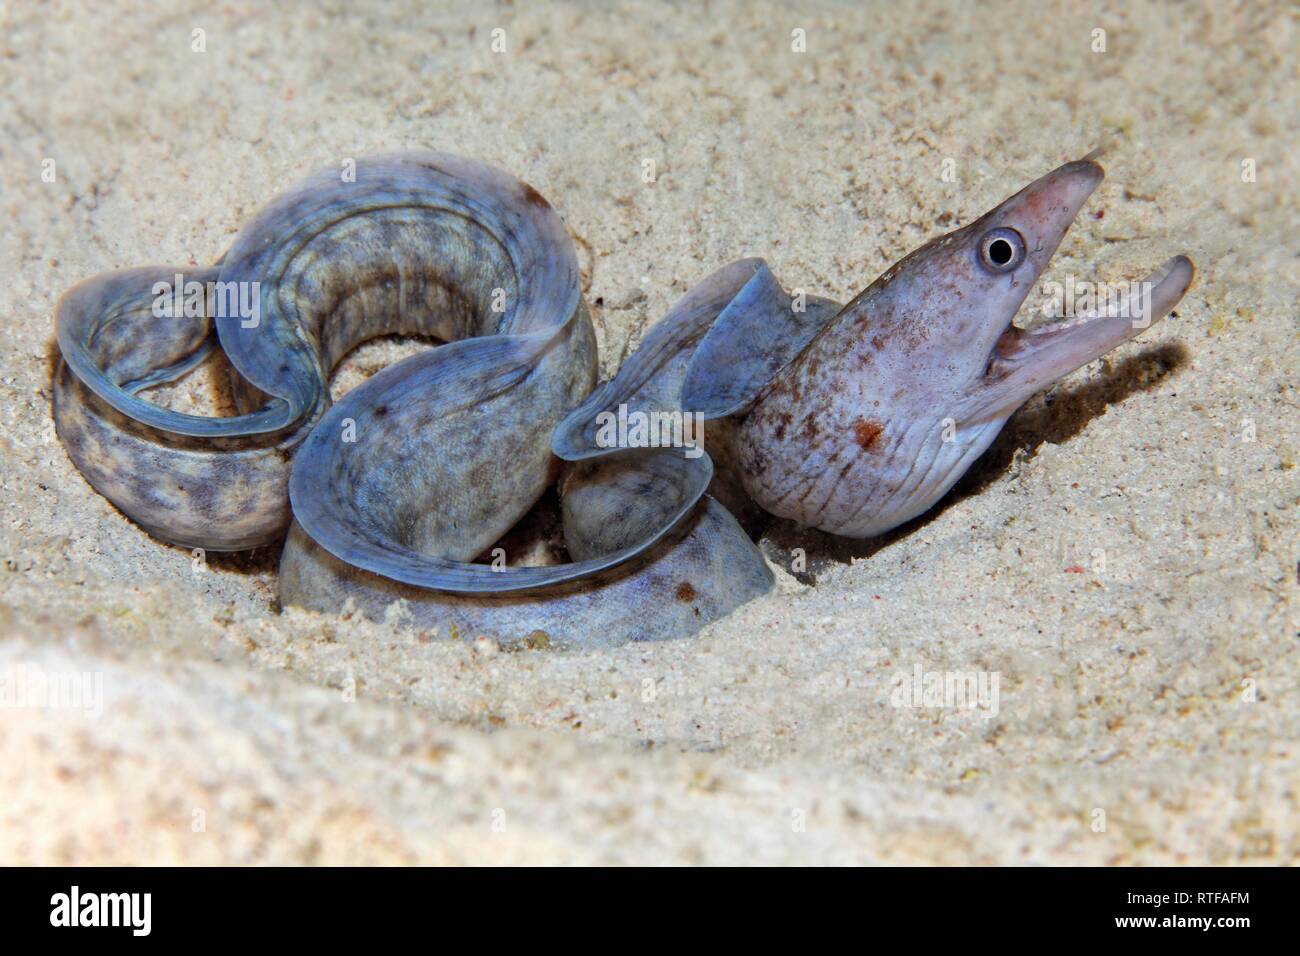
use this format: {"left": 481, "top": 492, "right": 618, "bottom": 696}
{"left": 734, "top": 156, "right": 1194, "bottom": 537}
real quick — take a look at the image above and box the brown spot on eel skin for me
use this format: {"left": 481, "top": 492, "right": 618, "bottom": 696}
{"left": 852, "top": 419, "right": 885, "bottom": 452}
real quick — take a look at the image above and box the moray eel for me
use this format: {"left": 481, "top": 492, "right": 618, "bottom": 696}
{"left": 727, "top": 160, "right": 1194, "bottom": 537}
{"left": 53, "top": 151, "right": 1192, "bottom": 647}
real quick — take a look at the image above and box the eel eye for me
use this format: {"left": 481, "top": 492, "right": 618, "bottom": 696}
{"left": 977, "top": 227, "right": 1026, "bottom": 273}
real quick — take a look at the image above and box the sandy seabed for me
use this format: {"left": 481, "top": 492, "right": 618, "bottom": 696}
{"left": 0, "top": 0, "right": 1296, "bottom": 864}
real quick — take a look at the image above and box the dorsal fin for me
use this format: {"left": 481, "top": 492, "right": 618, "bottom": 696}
{"left": 681, "top": 264, "right": 841, "bottom": 419}
{"left": 553, "top": 259, "right": 769, "bottom": 460}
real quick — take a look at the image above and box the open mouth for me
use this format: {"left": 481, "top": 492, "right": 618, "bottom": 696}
{"left": 983, "top": 255, "right": 1194, "bottom": 413}
{"left": 967, "top": 156, "right": 1195, "bottom": 422}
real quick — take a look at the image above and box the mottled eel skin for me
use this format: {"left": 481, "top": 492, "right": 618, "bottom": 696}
{"left": 54, "top": 151, "right": 1192, "bottom": 648}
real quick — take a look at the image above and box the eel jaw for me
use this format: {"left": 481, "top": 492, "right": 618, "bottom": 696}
{"left": 967, "top": 254, "right": 1195, "bottom": 422}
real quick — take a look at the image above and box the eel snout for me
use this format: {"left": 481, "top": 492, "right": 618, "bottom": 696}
{"left": 951, "top": 150, "right": 1194, "bottom": 421}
